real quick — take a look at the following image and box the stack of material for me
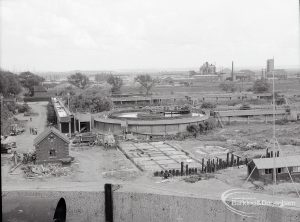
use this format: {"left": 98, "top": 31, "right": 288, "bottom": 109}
{"left": 22, "top": 163, "right": 72, "bottom": 178}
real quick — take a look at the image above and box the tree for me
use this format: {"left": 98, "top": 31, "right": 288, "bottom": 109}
{"left": 186, "top": 124, "right": 198, "bottom": 138}
{"left": 252, "top": 79, "right": 270, "bottom": 93}
{"left": 107, "top": 75, "right": 123, "bottom": 94}
{"left": 0, "top": 71, "right": 22, "bottom": 96}
{"left": 47, "top": 102, "right": 57, "bottom": 125}
{"left": 67, "top": 73, "right": 89, "bottom": 89}
{"left": 135, "top": 74, "right": 157, "bottom": 96}
{"left": 69, "top": 89, "right": 112, "bottom": 113}
{"left": 18, "top": 71, "right": 44, "bottom": 96}
{"left": 95, "top": 73, "right": 110, "bottom": 82}
{"left": 219, "top": 81, "right": 237, "bottom": 92}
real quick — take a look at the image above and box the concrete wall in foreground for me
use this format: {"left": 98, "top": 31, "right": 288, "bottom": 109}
{"left": 2, "top": 190, "right": 300, "bottom": 222}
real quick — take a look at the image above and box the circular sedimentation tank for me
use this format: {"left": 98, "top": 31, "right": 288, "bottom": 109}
{"left": 94, "top": 108, "right": 209, "bottom": 136}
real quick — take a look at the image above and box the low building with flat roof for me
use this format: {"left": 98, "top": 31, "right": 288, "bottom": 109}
{"left": 247, "top": 155, "right": 300, "bottom": 183}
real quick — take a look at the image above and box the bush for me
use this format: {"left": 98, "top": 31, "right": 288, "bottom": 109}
{"left": 219, "top": 81, "right": 237, "bottom": 92}
{"left": 226, "top": 100, "right": 241, "bottom": 106}
{"left": 16, "top": 103, "right": 31, "bottom": 113}
{"left": 47, "top": 102, "right": 57, "bottom": 125}
{"left": 252, "top": 79, "right": 270, "bottom": 93}
{"left": 186, "top": 118, "right": 217, "bottom": 137}
{"left": 201, "top": 102, "right": 216, "bottom": 109}
{"left": 205, "top": 118, "right": 218, "bottom": 130}
{"left": 275, "top": 118, "right": 289, "bottom": 125}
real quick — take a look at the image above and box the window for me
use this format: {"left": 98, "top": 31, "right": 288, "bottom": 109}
{"left": 293, "top": 166, "right": 300, "bottom": 173}
{"left": 49, "top": 149, "right": 56, "bottom": 157}
{"left": 277, "top": 168, "right": 283, "bottom": 174}
{"left": 265, "top": 169, "right": 273, "bottom": 174}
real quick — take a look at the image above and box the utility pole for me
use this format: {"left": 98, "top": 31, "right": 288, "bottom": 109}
{"left": 272, "top": 69, "right": 276, "bottom": 185}
{"left": 231, "top": 61, "right": 234, "bottom": 81}
{"left": 67, "top": 93, "right": 71, "bottom": 138}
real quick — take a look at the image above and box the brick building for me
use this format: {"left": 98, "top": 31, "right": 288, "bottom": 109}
{"left": 247, "top": 155, "right": 300, "bottom": 183}
{"left": 33, "top": 127, "right": 70, "bottom": 164}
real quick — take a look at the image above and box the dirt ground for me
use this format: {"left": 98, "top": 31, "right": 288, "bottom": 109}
{"left": 2, "top": 101, "right": 300, "bottom": 201}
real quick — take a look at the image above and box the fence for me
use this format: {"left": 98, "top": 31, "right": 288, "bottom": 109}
{"left": 153, "top": 153, "right": 247, "bottom": 177}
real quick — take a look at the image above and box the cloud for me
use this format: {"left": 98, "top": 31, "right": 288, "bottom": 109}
{"left": 0, "top": 0, "right": 298, "bottom": 71}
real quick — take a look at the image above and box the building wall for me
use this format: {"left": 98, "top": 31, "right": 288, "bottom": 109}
{"left": 94, "top": 120, "right": 206, "bottom": 136}
{"left": 3, "top": 190, "right": 300, "bottom": 222}
{"left": 35, "top": 132, "right": 69, "bottom": 164}
{"left": 257, "top": 169, "right": 300, "bottom": 183}
{"left": 61, "top": 122, "right": 70, "bottom": 134}
{"left": 248, "top": 161, "right": 300, "bottom": 183}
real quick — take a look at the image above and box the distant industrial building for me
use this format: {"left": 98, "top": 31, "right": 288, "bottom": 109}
{"left": 188, "top": 62, "right": 223, "bottom": 82}
{"left": 265, "top": 58, "right": 287, "bottom": 80}
{"left": 199, "top": 62, "right": 216, "bottom": 75}
{"left": 266, "top": 69, "right": 287, "bottom": 80}
{"left": 192, "top": 74, "right": 223, "bottom": 82}
{"left": 266, "top": 58, "right": 274, "bottom": 73}
{"left": 235, "top": 70, "right": 255, "bottom": 81}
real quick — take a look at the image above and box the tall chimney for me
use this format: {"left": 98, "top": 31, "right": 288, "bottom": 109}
{"left": 231, "top": 61, "right": 235, "bottom": 81}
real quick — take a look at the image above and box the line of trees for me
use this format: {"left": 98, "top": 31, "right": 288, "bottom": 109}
{"left": 67, "top": 72, "right": 90, "bottom": 89}
{"left": 0, "top": 70, "right": 45, "bottom": 97}
{"left": 0, "top": 71, "right": 22, "bottom": 96}
{"left": 68, "top": 89, "right": 112, "bottom": 113}
{"left": 219, "top": 79, "right": 270, "bottom": 94}
{"left": 18, "top": 71, "right": 45, "bottom": 96}
{"left": 107, "top": 75, "right": 123, "bottom": 94}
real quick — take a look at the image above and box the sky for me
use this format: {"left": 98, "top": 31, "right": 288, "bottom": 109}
{"left": 0, "top": 0, "right": 299, "bottom": 72}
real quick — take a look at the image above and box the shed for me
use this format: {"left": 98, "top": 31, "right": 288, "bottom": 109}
{"left": 34, "top": 127, "right": 70, "bottom": 164}
{"left": 247, "top": 155, "right": 300, "bottom": 183}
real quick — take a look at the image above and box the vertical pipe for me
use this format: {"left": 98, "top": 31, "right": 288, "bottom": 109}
{"left": 68, "top": 121, "right": 71, "bottom": 138}
{"left": 105, "top": 184, "right": 113, "bottom": 222}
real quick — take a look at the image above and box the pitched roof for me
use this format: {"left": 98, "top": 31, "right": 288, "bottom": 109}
{"left": 34, "top": 85, "right": 47, "bottom": 92}
{"left": 253, "top": 155, "right": 300, "bottom": 169}
{"left": 33, "top": 127, "right": 70, "bottom": 146}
